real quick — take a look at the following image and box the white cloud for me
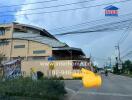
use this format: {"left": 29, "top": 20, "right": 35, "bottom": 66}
{"left": 15, "top": 0, "right": 132, "bottom": 66}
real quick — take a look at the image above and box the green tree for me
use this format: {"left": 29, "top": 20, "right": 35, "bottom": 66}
{"left": 113, "top": 63, "right": 120, "bottom": 74}
{"left": 122, "top": 60, "right": 132, "bottom": 74}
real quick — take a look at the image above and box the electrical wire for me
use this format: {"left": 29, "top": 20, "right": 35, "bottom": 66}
{"left": 48, "top": 13, "right": 132, "bottom": 32}
{"left": 118, "top": 23, "right": 132, "bottom": 44}
{"left": 0, "top": 0, "right": 58, "bottom": 8}
{"left": 0, "top": 0, "right": 96, "bottom": 14}
{"left": 121, "top": 51, "right": 132, "bottom": 58}
{"left": 0, "top": 0, "right": 131, "bottom": 17}
{"left": 54, "top": 18, "right": 132, "bottom": 36}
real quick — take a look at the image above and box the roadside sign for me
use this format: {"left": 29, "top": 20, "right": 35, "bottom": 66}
{"left": 118, "top": 62, "right": 122, "bottom": 70}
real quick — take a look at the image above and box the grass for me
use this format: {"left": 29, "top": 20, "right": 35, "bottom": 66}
{"left": 0, "top": 77, "right": 67, "bottom": 100}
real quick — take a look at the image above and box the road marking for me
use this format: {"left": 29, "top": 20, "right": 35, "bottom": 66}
{"left": 65, "top": 87, "right": 76, "bottom": 94}
{"left": 65, "top": 87, "right": 84, "bottom": 100}
{"left": 78, "top": 91, "right": 132, "bottom": 97}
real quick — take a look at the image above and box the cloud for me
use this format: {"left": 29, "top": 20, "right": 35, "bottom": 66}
{"left": 15, "top": 0, "right": 132, "bottom": 66}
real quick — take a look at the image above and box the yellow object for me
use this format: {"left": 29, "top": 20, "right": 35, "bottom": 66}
{"left": 31, "top": 67, "right": 36, "bottom": 73}
{"left": 72, "top": 73, "right": 83, "bottom": 78}
{"left": 81, "top": 68, "right": 95, "bottom": 76}
{"left": 49, "top": 62, "right": 55, "bottom": 70}
{"left": 72, "top": 68, "right": 102, "bottom": 88}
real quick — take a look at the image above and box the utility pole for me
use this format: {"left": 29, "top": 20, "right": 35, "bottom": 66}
{"left": 89, "top": 53, "right": 92, "bottom": 62}
{"left": 89, "top": 53, "right": 94, "bottom": 71}
{"left": 115, "top": 44, "right": 122, "bottom": 73}
{"left": 108, "top": 57, "right": 112, "bottom": 67}
{"left": 115, "top": 44, "right": 121, "bottom": 62}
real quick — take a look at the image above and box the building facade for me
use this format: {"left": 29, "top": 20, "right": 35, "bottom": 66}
{"left": 0, "top": 22, "right": 90, "bottom": 78}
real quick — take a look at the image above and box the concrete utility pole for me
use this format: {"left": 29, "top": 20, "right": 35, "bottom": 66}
{"left": 115, "top": 44, "right": 122, "bottom": 72}
{"left": 115, "top": 44, "right": 121, "bottom": 62}
{"left": 108, "top": 57, "right": 112, "bottom": 67}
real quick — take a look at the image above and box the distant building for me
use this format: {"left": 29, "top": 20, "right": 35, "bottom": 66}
{"left": 104, "top": 5, "right": 119, "bottom": 16}
{"left": 0, "top": 22, "right": 90, "bottom": 78}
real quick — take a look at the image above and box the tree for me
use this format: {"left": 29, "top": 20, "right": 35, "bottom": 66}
{"left": 122, "top": 60, "right": 132, "bottom": 74}
{"left": 113, "top": 63, "right": 119, "bottom": 74}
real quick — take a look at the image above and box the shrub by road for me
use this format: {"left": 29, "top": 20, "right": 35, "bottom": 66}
{"left": 0, "top": 78, "right": 67, "bottom": 100}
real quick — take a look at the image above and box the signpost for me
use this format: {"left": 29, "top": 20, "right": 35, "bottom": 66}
{"left": 118, "top": 61, "right": 122, "bottom": 70}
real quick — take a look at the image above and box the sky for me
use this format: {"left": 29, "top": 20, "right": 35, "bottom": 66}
{"left": 0, "top": 0, "right": 132, "bottom": 67}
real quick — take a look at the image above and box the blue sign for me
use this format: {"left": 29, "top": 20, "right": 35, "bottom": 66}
{"left": 104, "top": 5, "right": 119, "bottom": 16}
{"left": 48, "top": 57, "right": 55, "bottom": 61}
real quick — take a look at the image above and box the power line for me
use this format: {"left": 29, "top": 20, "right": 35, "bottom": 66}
{"left": 0, "top": 0, "right": 96, "bottom": 14}
{"left": 118, "top": 23, "right": 132, "bottom": 44}
{"left": 12, "top": 13, "right": 132, "bottom": 37}
{"left": 54, "top": 28, "right": 123, "bottom": 36}
{"left": 54, "top": 18, "right": 132, "bottom": 36}
{"left": 4, "top": 15, "right": 130, "bottom": 41}
{"left": 0, "top": 0, "right": 57, "bottom": 8}
{"left": 121, "top": 47, "right": 132, "bottom": 58}
{"left": 0, "top": 0, "right": 131, "bottom": 17}
{"left": 121, "top": 51, "right": 132, "bottom": 58}
{"left": 115, "top": 25, "right": 132, "bottom": 60}
{"left": 117, "top": 23, "right": 132, "bottom": 59}
{"left": 48, "top": 13, "right": 132, "bottom": 32}
{"left": 13, "top": 18, "right": 131, "bottom": 38}
{"left": 9, "top": 13, "right": 132, "bottom": 37}
{"left": 120, "top": 29, "right": 132, "bottom": 44}
{"left": 121, "top": 42, "right": 132, "bottom": 56}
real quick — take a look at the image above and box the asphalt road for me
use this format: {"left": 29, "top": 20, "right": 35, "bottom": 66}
{"left": 64, "top": 74, "right": 132, "bottom": 100}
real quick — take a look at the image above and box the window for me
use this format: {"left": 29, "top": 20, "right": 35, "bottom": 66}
{"left": 14, "top": 45, "right": 25, "bottom": 48}
{"left": 33, "top": 50, "right": 46, "bottom": 54}
{"left": 28, "top": 56, "right": 46, "bottom": 61}
{"left": 0, "top": 28, "right": 5, "bottom": 35}
{"left": 0, "top": 41, "right": 9, "bottom": 46}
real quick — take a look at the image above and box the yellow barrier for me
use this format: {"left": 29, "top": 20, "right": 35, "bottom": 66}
{"left": 72, "top": 68, "right": 102, "bottom": 88}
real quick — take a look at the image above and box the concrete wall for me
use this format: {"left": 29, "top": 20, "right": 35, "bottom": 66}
{"left": 0, "top": 39, "right": 52, "bottom": 59}
{"left": 11, "top": 39, "right": 52, "bottom": 57}
{"left": 0, "top": 24, "right": 52, "bottom": 59}
{"left": 21, "top": 60, "right": 75, "bottom": 79}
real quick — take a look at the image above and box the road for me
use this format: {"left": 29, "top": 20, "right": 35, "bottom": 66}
{"left": 64, "top": 74, "right": 132, "bottom": 100}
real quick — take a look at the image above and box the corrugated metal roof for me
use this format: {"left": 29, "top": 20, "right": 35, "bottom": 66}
{"left": 13, "top": 32, "right": 67, "bottom": 47}
{"left": 13, "top": 22, "right": 57, "bottom": 40}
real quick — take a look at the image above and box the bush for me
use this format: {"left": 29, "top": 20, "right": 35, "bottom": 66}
{"left": 0, "top": 78, "right": 67, "bottom": 100}
{"left": 50, "top": 76, "right": 64, "bottom": 80}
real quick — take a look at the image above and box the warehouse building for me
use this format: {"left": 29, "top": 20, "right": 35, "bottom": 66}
{"left": 0, "top": 22, "right": 90, "bottom": 78}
